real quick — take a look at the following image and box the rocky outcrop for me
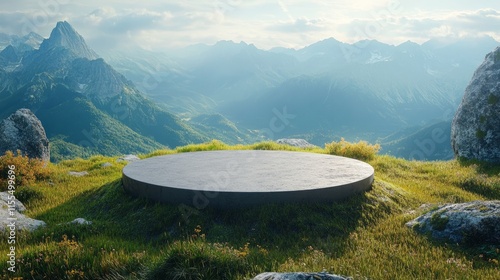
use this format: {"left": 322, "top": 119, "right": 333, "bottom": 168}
{"left": 69, "top": 218, "right": 92, "bottom": 225}
{"left": 0, "top": 192, "right": 26, "bottom": 212}
{"left": 451, "top": 47, "right": 500, "bottom": 162}
{"left": 406, "top": 201, "right": 500, "bottom": 245}
{"left": 276, "top": 139, "right": 316, "bottom": 148}
{"left": 117, "top": 154, "right": 140, "bottom": 162}
{"left": 252, "top": 272, "right": 349, "bottom": 280}
{"left": 0, "top": 108, "right": 50, "bottom": 161}
{"left": 0, "top": 192, "right": 46, "bottom": 231}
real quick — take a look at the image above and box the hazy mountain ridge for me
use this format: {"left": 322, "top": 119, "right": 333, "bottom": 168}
{"left": 0, "top": 32, "right": 44, "bottom": 72}
{"left": 1, "top": 21, "right": 497, "bottom": 160}
{"left": 0, "top": 31, "right": 43, "bottom": 51}
{"left": 102, "top": 36, "right": 499, "bottom": 156}
{"left": 381, "top": 120, "right": 453, "bottom": 161}
{"left": 0, "top": 21, "right": 209, "bottom": 161}
{"left": 188, "top": 113, "right": 256, "bottom": 144}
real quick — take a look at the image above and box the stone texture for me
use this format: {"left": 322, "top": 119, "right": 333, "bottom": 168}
{"left": 39, "top": 21, "right": 99, "bottom": 60}
{"left": 0, "top": 192, "right": 26, "bottom": 212}
{"left": 117, "top": 154, "right": 140, "bottom": 162}
{"left": 123, "top": 150, "right": 374, "bottom": 208}
{"left": 252, "top": 272, "right": 349, "bottom": 280}
{"left": 0, "top": 108, "right": 50, "bottom": 161}
{"left": 70, "top": 218, "right": 91, "bottom": 225}
{"left": 276, "top": 138, "right": 316, "bottom": 148}
{"left": 451, "top": 46, "right": 500, "bottom": 162}
{"left": 0, "top": 192, "right": 46, "bottom": 231}
{"left": 406, "top": 200, "right": 500, "bottom": 244}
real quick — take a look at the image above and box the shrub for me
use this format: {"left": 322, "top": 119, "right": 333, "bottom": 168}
{"left": 252, "top": 141, "right": 287, "bottom": 150}
{"left": 324, "top": 138, "right": 380, "bottom": 161}
{"left": 176, "top": 140, "right": 229, "bottom": 153}
{"left": 0, "top": 150, "right": 51, "bottom": 190}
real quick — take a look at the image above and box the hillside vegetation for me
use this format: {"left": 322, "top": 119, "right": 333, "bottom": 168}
{"left": 0, "top": 140, "right": 499, "bottom": 279}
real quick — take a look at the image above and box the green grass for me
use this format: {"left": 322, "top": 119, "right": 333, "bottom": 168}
{"left": 1, "top": 140, "right": 499, "bottom": 279}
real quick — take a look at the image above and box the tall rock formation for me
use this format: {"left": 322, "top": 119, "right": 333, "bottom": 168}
{"left": 38, "top": 21, "right": 98, "bottom": 60}
{"left": 451, "top": 47, "right": 500, "bottom": 163}
{"left": 0, "top": 109, "right": 50, "bottom": 161}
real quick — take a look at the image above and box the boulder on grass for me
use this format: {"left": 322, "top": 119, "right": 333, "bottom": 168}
{"left": 252, "top": 272, "right": 349, "bottom": 280}
{"left": 0, "top": 108, "right": 50, "bottom": 161}
{"left": 0, "top": 192, "right": 46, "bottom": 232}
{"left": 406, "top": 200, "right": 500, "bottom": 245}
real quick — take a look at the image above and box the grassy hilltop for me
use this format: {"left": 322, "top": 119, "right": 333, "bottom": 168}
{"left": 0, "top": 140, "right": 499, "bottom": 279}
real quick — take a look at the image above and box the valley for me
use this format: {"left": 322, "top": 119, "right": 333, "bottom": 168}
{"left": 1, "top": 21, "right": 498, "bottom": 160}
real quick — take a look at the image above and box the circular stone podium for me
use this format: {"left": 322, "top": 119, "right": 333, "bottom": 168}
{"left": 122, "top": 150, "right": 374, "bottom": 208}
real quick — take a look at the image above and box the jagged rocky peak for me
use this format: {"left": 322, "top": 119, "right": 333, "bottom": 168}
{"left": 451, "top": 46, "right": 500, "bottom": 163}
{"left": 22, "top": 32, "right": 44, "bottom": 49}
{"left": 39, "top": 21, "right": 98, "bottom": 60}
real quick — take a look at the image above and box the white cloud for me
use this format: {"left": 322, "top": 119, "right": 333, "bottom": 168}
{"left": 452, "top": 9, "right": 500, "bottom": 32}
{"left": 0, "top": 1, "right": 498, "bottom": 50}
{"left": 269, "top": 17, "right": 326, "bottom": 33}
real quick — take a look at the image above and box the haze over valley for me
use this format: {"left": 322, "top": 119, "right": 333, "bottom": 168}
{"left": 1, "top": 1, "right": 499, "bottom": 161}
{"left": 101, "top": 34, "right": 498, "bottom": 160}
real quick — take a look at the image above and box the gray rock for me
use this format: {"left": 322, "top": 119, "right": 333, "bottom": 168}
{"left": 276, "top": 138, "right": 316, "bottom": 148}
{"left": 252, "top": 272, "right": 349, "bottom": 280}
{"left": 70, "top": 218, "right": 91, "bottom": 225}
{"left": 40, "top": 21, "right": 99, "bottom": 60}
{"left": 451, "top": 47, "right": 500, "bottom": 162}
{"left": 406, "top": 200, "right": 500, "bottom": 244}
{"left": 0, "top": 192, "right": 26, "bottom": 212}
{"left": 101, "top": 162, "right": 113, "bottom": 168}
{"left": 0, "top": 108, "right": 50, "bottom": 161}
{"left": 68, "top": 171, "right": 89, "bottom": 177}
{"left": 0, "top": 198, "right": 45, "bottom": 232}
{"left": 117, "top": 154, "right": 140, "bottom": 162}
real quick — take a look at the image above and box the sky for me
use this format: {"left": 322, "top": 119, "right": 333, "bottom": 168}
{"left": 0, "top": 0, "right": 499, "bottom": 51}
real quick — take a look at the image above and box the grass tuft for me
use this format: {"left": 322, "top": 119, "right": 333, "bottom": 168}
{"left": 325, "top": 138, "right": 380, "bottom": 161}
{"left": 0, "top": 140, "right": 499, "bottom": 279}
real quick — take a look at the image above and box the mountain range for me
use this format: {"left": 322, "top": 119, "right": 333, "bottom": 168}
{"left": 0, "top": 21, "right": 211, "bottom": 161}
{"left": 1, "top": 21, "right": 498, "bottom": 161}
{"left": 98, "top": 34, "right": 498, "bottom": 159}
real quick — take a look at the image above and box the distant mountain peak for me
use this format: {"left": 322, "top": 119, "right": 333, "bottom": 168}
{"left": 312, "top": 37, "right": 342, "bottom": 47}
{"left": 39, "top": 21, "right": 98, "bottom": 60}
{"left": 0, "top": 44, "right": 19, "bottom": 63}
{"left": 213, "top": 40, "right": 254, "bottom": 49}
{"left": 1, "top": 44, "right": 17, "bottom": 55}
{"left": 398, "top": 40, "right": 419, "bottom": 46}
